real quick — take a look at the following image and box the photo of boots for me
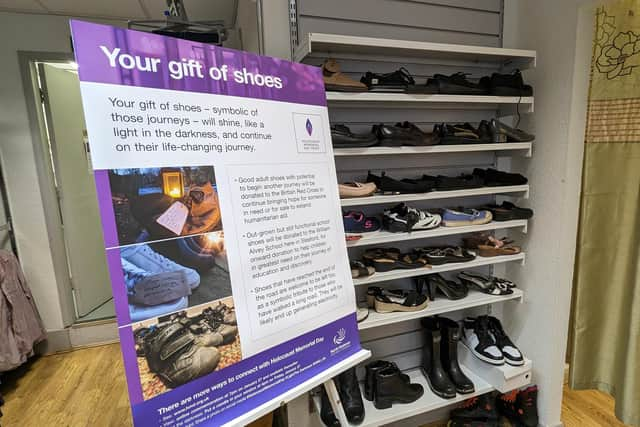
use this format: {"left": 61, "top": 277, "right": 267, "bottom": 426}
{"left": 132, "top": 298, "right": 240, "bottom": 400}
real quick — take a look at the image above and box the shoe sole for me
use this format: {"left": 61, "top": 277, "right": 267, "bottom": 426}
{"left": 462, "top": 341, "right": 505, "bottom": 365}
{"left": 504, "top": 358, "right": 526, "bottom": 366}
{"left": 374, "top": 299, "right": 429, "bottom": 313}
{"left": 442, "top": 216, "right": 493, "bottom": 227}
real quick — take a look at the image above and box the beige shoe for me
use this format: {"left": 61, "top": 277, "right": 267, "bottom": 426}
{"left": 323, "top": 59, "right": 368, "bottom": 92}
{"left": 339, "top": 182, "right": 377, "bottom": 198}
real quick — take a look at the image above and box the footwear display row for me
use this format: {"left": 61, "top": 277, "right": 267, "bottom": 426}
{"left": 331, "top": 120, "right": 534, "bottom": 149}
{"left": 133, "top": 304, "right": 237, "bottom": 388}
{"left": 321, "top": 59, "right": 533, "bottom": 97}
{"left": 448, "top": 386, "right": 539, "bottom": 427}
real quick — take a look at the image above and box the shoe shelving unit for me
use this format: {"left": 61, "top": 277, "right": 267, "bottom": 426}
{"left": 296, "top": 33, "right": 536, "bottom": 427}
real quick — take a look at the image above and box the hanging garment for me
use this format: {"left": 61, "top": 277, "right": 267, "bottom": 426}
{"left": 0, "top": 250, "right": 46, "bottom": 372}
{"left": 570, "top": 2, "right": 640, "bottom": 426}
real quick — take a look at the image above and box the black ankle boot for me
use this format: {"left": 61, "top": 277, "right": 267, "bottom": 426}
{"left": 320, "top": 387, "right": 341, "bottom": 427}
{"left": 337, "top": 368, "right": 365, "bottom": 424}
{"left": 440, "top": 317, "right": 475, "bottom": 394}
{"left": 373, "top": 367, "right": 424, "bottom": 410}
{"left": 364, "top": 360, "right": 410, "bottom": 401}
{"left": 421, "top": 317, "right": 456, "bottom": 399}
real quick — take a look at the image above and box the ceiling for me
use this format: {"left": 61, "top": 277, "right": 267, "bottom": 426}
{"left": 0, "top": 0, "right": 238, "bottom": 26}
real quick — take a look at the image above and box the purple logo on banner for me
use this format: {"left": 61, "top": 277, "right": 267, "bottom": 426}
{"left": 306, "top": 118, "right": 314, "bottom": 136}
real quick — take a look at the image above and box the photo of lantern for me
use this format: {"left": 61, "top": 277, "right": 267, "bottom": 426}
{"left": 161, "top": 169, "right": 184, "bottom": 198}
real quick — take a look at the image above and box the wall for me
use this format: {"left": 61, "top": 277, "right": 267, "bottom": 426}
{"left": 502, "top": 1, "right": 600, "bottom": 426}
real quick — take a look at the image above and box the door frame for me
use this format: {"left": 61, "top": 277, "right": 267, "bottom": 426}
{"left": 18, "top": 51, "right": 79, "bottom": 328}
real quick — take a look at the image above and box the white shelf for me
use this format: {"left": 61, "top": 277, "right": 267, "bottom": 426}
{"left": 326, "top": 92, "right": 534, "bottom": 112}
{"left": 334, "top": 142, "right": 533, "bottom": 157}
{"left": 352, "top": 253, "right": 526, "bottom": 286}
{"left": 341, "top": 185, "right": 529, "bottom": 207}
{"left": 358, "top": 289, "right": 523, "bottom": 330}
{"left": 347, "top": 220, "right": 528, "bottom": 248}
{"left": 295, "top": 33, "right": 536, "bottom": 70}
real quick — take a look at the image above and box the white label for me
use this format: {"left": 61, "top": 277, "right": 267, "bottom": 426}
{"left": 156, "top": 201, "right": 189, "bottom": 235}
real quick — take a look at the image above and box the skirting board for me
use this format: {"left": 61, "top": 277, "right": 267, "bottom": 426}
{"left": 38, "top": 320, "right": 119, "bottom": 354}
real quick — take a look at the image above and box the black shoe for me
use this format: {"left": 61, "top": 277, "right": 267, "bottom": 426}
{"left": 473, "top": 168, "right": 528, "bottom": 186}
{"left": 374, "top": 122, "right": 439, "bottom": 146}
{"left": 461, "top": 317, "right": 504, "bottom": 365}
{"left": 331, "top": 124, "right": 379, "bottom": 148}
{"left": 489, "top": 119, "right": 534, "bottom": 142}
{"left": 484, "top": 201, "right": 534, "bottom": 221}
{"left": 481, "top": 70, "right": 533, "bottom": 96}
{"left": 367, "top": 171, "right": 433, "bottom": 194}
{"left": 450, "top": 393, "right": 499, "bottom": 421}
{"left": 432, "top": 174, "right": 485, "bottom": 190}
{"left": 394, "top": 122, "right": 440, "bottom": 146}
{"left": 421, "top": 317, "right": 456, "bottom": 399}
{"left": 336, "top": 368, "right": 365, "bottom": 424}
{"left": 418, "top": 274, "right": 468, "bottom": 301}
{"left": 361, "top": 67, "right": 416, "bottom": 92}
{"left": 320, "top": 387, "right": 341, "bottom": 427}
{"left": 437, "top": 123, "right": 486, "bottom": 145}
{"left": 374, "top": 367, "right": 424, "bottom": 409}
{"left": 439, "top": 317, "right": 475, "bottom": 394}
{"left": 363, "top": 360, "right": 410, "bottom": 401}
{"left": 487, "top": 316, "right": 525, "bottom": 366}
{"left": 496, "top": 386, "right": 539, "bottom": 427}
{"left": 427, "top": 72, "right": 489, "bottom": 95}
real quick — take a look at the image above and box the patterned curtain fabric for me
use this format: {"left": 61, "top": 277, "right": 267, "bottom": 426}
{"left": 570, "top": 2, "right": 640, "bottom": 425}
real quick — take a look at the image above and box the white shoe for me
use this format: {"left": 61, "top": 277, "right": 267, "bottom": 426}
{"left": 121, "top": 244, "right": 200, "bottom": 289}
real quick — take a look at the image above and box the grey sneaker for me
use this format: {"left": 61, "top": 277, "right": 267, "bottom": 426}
{"left": 121, "top": 244, "right": 200, "bottom": 289}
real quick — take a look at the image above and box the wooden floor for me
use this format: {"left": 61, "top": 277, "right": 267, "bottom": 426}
{"left": 0, "top": 343, "right": 631, "bottom": 426}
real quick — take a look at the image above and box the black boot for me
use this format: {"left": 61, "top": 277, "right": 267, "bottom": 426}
{"left": 364, "top": 360, "right": 410, "bottom": 401}
{"left": 320, "top": 387, "right": 341, "bottom": 427}
{"left": 374, "top": 367, "right": 424, "bottom": 410}
{"left": 337, "top": 368, "right": 365, "bottom": 424}
{"left": 440, "top": 317, "right": 475, "bottom": 394}
{"left": 450, "top": 393, "right": 498, "bottom": 421}
{"left": 421, "top": 317, "right": 456, "bottom": 399}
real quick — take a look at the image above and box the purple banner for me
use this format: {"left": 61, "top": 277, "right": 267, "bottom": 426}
{"left": 70, "top": 20, "right": 326, "bottom": 107}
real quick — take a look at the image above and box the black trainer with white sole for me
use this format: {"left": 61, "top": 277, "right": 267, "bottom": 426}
{"left": 462, "top": 317, "right": 504, "bottom": 365}
{"left": 487, "top": 316, "right": 525, "bottom": 366}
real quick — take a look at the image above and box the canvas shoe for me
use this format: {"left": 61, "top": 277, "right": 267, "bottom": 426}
{"left": 487, "top": 316, "right": 525, "bottom": 366}
{"left": 121, "top": 244, "right": 200, "bottom": 289}
{"left": 461, "top": 317, "right": 504, "bottom": 365}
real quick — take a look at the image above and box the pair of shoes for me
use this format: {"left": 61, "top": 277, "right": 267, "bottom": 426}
{"left": 383, "top": 203, "right": 442, "bottom": 232}
{"left": 480, "top": 70, "right": 533, "bottom": 96}
{"left": 374, "top": 122, "right": 440, "bottom": 146}
{"left": 496, "top": 385, "right": 539, "bottom": 427}
{"left": 463, "top": 234, "right": 522, "bottom": 257}
{"left": 422, "top": 317, "right": 475, "bottom": 398}
{"left": 473, "top": 168, "right": 528, "bottom": 186}
{"left": 367, "top": 171, "right": 435, "bottom": 194}
{"left": 415, "top": 274, "right": 469, "bottom": 301}
{"left": 319, "top": 368, "right": 365, "bottom": 425}
{"left": 362, "top": 247, "right": 431, "bottom": 272}
{"left": 449, "top": 393, "right": 500, "bottom": 426}
{"left": 432, "top": 174, "right": 485, "bottom": 191}
{"left": 462, "top": 316, "right": 525, "bottom": 366}
{"left": 484, "top": 201, "right": 533, "bottom": 221}
{"left": 339, "top": 182, "right": 377, "bottom": 198}
{"left": 367, "top": 286, "right": 429, "bottom": 313}
{"left": 422, "top": 70, "right": 533, "bottom": 96}
{"left": 442, "top": 208, "right": 493, "bottom": 227}
{"left": 364, "top": 360, "right": 424, "bottom": 409}
{"left": 414, "top": 246, "right": 476, "bottom": 265}
{"left": 343, "top": 211, "right": 381, "bottom": 237}
{"left": 458, "top": 271, "right": 515, "bottom": 296}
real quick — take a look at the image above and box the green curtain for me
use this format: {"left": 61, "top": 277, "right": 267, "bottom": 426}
{"left": 570, "top": 2, "right": 640, "bottom": 426}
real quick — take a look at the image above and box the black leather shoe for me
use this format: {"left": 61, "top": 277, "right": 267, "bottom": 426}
{"left": 481, "top": 70, "right": 533, "bottom": 96}
{"left": 374, "top": 367, "right": 424, "bottom": 410}
{"left": 331, "top": 124, "right": 379, "bottom": 148}
{"left": 337, "top": 368, "right": 365, "bottom": 424}
{"left": 440, "top": 317, "right": 475, "bottom": 394}
{"left": 363, "top": 360, "right": 411, "bottom": 401}
{"left": 320, "top": 387, "right": 341, "bottom": 427}
{"left": 421, "top": 317, "right": 456, "bottom": 399}
{"left": 426, "top": 72, "right": 489, "bottom": 95}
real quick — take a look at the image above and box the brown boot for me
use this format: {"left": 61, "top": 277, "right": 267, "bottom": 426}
{"left": 322, "top": 59, "right": 367, "bottom": 92}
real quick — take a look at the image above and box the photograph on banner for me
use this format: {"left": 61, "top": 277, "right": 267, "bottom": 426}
{"left": 131, "top": 297, "right": 241, "bottom": 401}
{"left": 121, "top": 232, "right": 231, "bottom": 323}
{"left": 109, "top": 165, "right": 221, "bottom": 246}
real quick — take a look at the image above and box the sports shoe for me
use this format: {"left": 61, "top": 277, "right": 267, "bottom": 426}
{"left": 121, "top": 244, "right": 201, "bottom": 289}
{"left": 450, "top": 393, "right": 499, "bottom": 422}
{"left": 383, "top": 203, "right": 441, "bottom": 233}
{"left": 343, "top": 211, "right": 381, "bottom": 237}
{"left": 442, "top": 208, "right": 492, "bottom": 227}
{"left": 461, "top": 317, "right": 504, "bottom": 365}
{"left": 487, "top": 316, "right": 524, "bottom": 366}
{"left": 496, "top": 385, "right": 539, "bottom": 427}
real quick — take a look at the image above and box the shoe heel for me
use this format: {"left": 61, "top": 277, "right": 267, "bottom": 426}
{"left": 427, "top": 281, "right": 436, "bottom": 301}
{"left": 373, "top": 397, "right": 393, "bottom": 410}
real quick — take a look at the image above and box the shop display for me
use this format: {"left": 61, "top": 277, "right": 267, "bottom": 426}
{"left": 462, "top": 316, "right": 525, "bottom": 366}
{"left": 441, "top": 208, "right": 493, "bottom": 227}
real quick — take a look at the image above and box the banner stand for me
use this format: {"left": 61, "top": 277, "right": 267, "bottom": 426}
{"left": 225, "top": 349, "right": 370, "bottom": 427}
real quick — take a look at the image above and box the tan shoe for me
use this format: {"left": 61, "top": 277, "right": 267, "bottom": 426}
{"left": 339, "top": 182, "right": 377, "bottom": 198}
{"left": 323, "top": 59, "right": 368, "bottom": 92}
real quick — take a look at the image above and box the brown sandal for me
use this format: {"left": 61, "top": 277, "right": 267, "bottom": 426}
{"left": 476, "top": 236, "right": 521, "bottom": 257}
{"left": 322, "top": 59, "right": 368, "bottom": 92}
